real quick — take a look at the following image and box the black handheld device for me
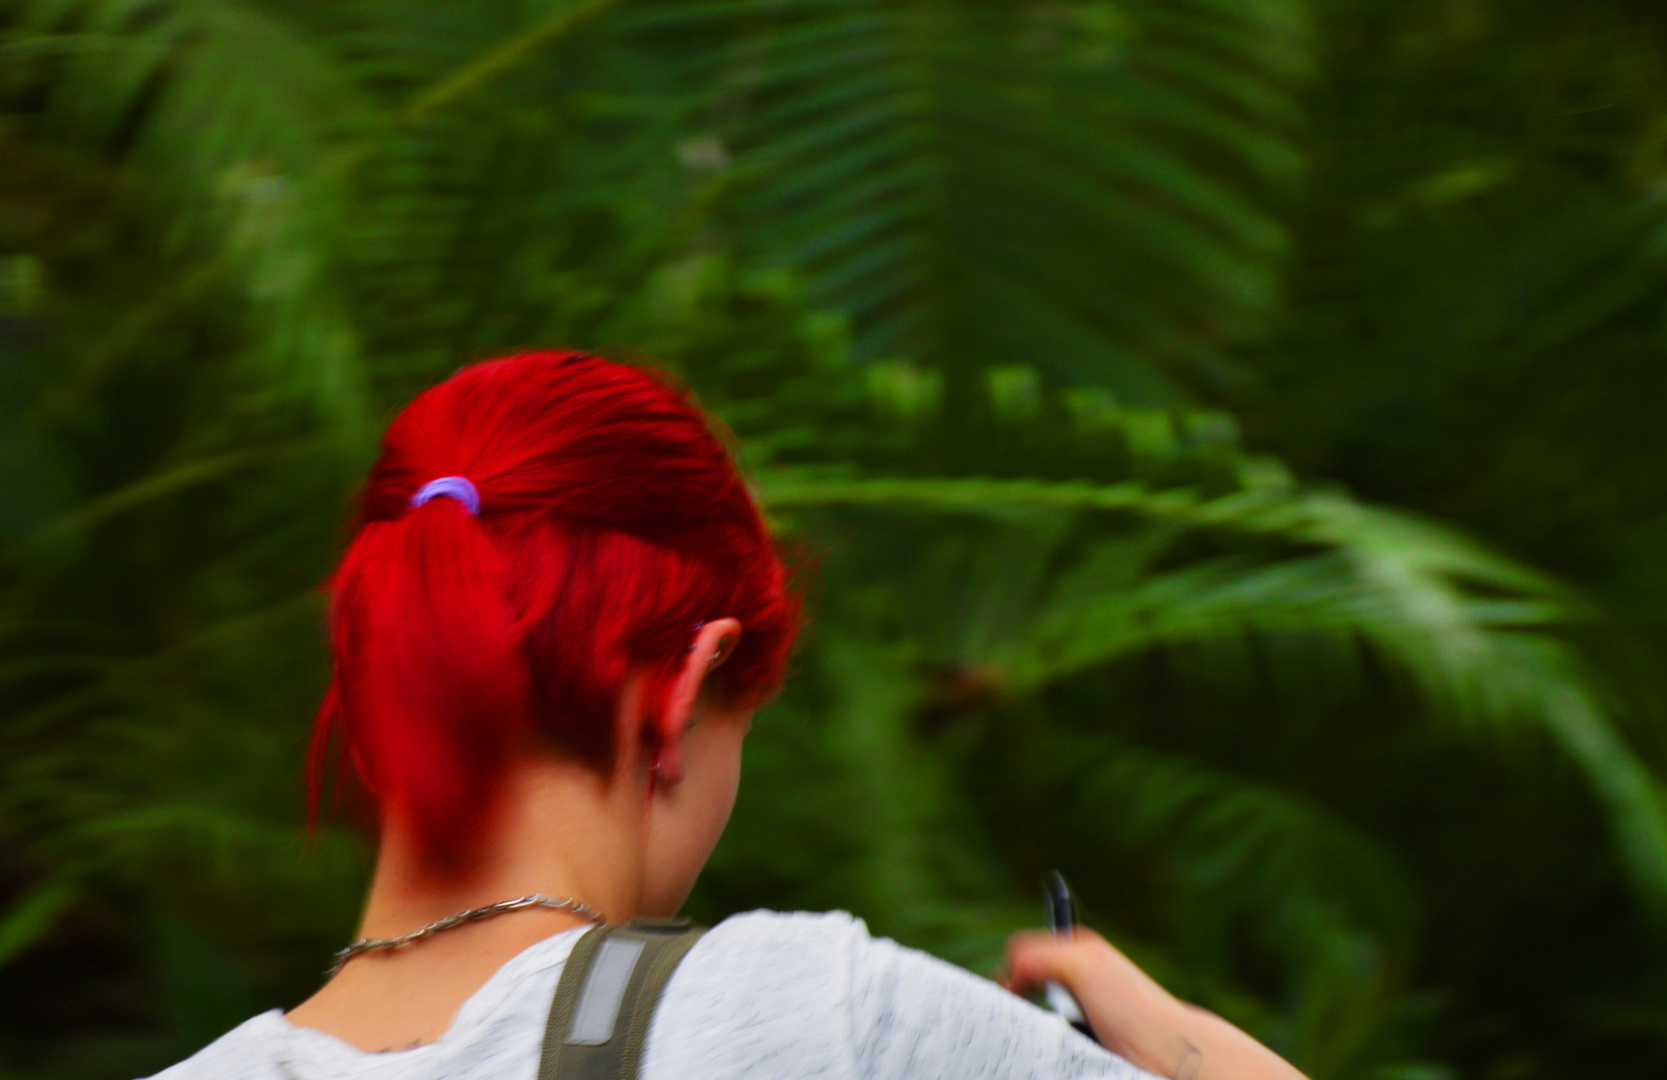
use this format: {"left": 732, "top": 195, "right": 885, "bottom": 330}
{"left": 1042, "top": 871, "right": 1099, "bottom": 1044}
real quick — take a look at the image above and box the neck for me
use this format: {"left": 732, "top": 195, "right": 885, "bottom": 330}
{"left": 286, "top": 751, "right": 648, "bottom": 1052}
{"left": 358, "top": 751, "right": 647, "bottom": 938}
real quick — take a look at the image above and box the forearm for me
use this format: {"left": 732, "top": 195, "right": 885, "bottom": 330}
{"left": 1107, "top": 999, "right": 1301, "bottom": 1080}
{"left": 1001, "top": 930, "right": 1307, "bottom": 1080}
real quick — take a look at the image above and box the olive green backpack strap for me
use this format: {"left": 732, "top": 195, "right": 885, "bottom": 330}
{"left": 538, "top": 919, "right": 708, "bottom": 1080}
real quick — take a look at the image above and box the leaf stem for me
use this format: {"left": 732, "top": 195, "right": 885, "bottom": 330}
{"left": 400, "top": 0, "right": 633, "bottom": 125}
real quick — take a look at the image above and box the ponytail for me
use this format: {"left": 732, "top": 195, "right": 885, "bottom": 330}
{"left": 321, "top": 492, "right": 530, "bottom": 869}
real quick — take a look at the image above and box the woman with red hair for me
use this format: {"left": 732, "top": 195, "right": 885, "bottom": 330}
{"left": 147, "top": 352, "right": 1305, "bottom": 1080}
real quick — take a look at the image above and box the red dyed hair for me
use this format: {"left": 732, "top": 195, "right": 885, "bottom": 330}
{"left": 310, "top": 352, "right": 799, "bottom": 872}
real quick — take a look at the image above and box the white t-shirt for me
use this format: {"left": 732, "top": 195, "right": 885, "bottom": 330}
{"left": 146, "top": 910, "right": 1155, "bottom": 1080}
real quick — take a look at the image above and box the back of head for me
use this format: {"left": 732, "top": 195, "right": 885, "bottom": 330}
{"left": 311, "top": 352, "right": 799, "bottom": 875}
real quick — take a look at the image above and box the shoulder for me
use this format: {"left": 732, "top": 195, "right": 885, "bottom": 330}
{"left": 672, "top": 908, "right": 871, "bottom": 1006}
{"left": 686, "top": 908, "right": 1030, "bottom": 1009}
{"left": 697, "top": 909, "right": 987, "bottom": 1003}
{"left": 640, "top": 910, "right": 872, "bottom": 1079}
{"left": 684, "top": 908, "right": 875, "bottom": 982}
{"left": 705, "top": 907, "right": 871, "bottom": 950}
{"left": 694, "top": 909, "right": 902, "bottom": 999}
{"left": 139, "top": 1011, "right": 290, "bottom": 1080}
{"left": 687, "top": 910, "right": 1152, "bottom": 1080}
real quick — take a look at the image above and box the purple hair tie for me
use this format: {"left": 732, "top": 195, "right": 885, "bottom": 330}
{"left": 408, "top": 476, "right": 481, "bottom": 516}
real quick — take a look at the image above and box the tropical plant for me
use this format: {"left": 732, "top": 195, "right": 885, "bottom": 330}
{"left": 3, "top": 1, "right": 1667, "bottom": 1078}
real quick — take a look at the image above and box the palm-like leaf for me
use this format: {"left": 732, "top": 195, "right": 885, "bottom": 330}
{"left": 757, "top": 438, "right": 1667, "bottom": 916}
{"left": 654, "top": 0, "right": 1307, "bottom": 395}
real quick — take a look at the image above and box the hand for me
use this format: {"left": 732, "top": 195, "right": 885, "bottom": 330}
{"left": 996, "top": 929, "right": 1308, "bottom": 1080}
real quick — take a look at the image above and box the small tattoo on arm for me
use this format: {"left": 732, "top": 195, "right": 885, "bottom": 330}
{"left": 1172, "top": 1040, "right": 1202, "bottom": 1080}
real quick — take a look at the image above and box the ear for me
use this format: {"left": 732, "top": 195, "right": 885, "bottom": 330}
{"left": 647, "top": 617, "right": 742, "bottom": 789}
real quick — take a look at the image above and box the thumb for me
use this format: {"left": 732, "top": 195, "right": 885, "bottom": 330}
{"left": 1002, "top": 929, "right": 1099, "bottom": 998}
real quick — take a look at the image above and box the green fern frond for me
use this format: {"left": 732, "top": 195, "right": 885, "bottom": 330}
{"left": 663, "top": 0, "right": 1307, "bottom": 393}
{"left": 759, "top": 467, "right": 1667, "bottom": 917}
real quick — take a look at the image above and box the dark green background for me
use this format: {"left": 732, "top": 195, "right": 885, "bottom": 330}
{"left": 5, "top": 1, "right": 1667, "bottom": 1077}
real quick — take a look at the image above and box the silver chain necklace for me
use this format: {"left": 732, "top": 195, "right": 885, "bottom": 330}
{"left": 327, "top": 893, "right": 605, "bottom": 977}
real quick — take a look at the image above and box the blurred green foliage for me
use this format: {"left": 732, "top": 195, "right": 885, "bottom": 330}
{"left": 3, "top": 0, "right": 1667, "bottom": 1077}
